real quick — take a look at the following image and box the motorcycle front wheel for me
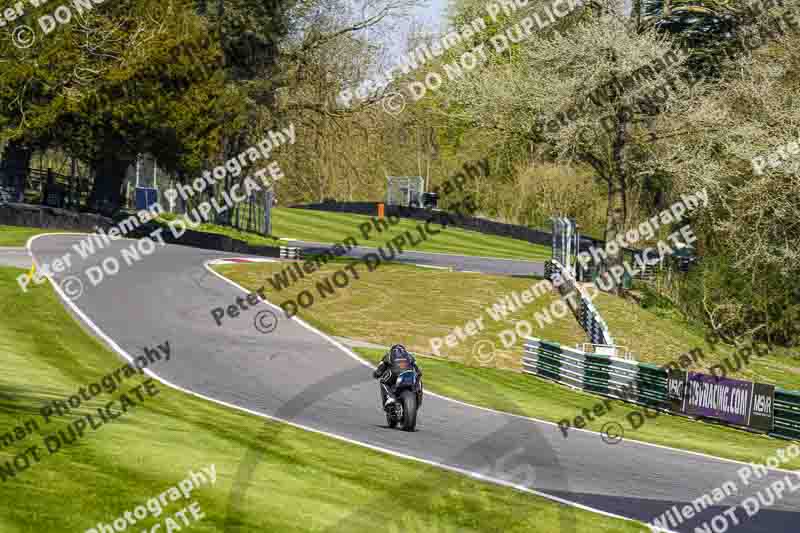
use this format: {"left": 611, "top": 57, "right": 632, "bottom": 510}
{"left": 400, "top": 390, "right": 418, "bottom": 431}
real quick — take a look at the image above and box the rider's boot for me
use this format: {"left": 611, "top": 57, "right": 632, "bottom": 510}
{"left": 382, "top": 384, "right": 396, "bottom": 407}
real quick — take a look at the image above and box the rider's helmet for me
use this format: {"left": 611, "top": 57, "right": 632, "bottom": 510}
{"left": 390, "top": 344, "right": 409, "bottom": 360}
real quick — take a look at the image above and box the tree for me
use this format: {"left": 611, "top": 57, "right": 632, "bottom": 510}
{"left": 0, "top": 0, "right": 225, "bottom": 213}
{"left": 649, "top": 5, "right": 800, "bottom": 344}
{"left": 444, "top": 4, "right": 704, "bottom": 293}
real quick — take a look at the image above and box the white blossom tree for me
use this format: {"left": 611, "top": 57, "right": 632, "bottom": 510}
{"left": 444, "top": 3, "right": 706, "bottom": 292}
{"left": 648, "top": 10, "right": 800, "bottom": 342}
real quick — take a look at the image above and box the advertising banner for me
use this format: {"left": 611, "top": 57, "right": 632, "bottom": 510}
{"left": 666, "top": 369, "right": 687, "bottom": 413}
{"left": 749, "top": 382, "right": 776, "bottom": 432}
{"left": 681, "top": 372, "right": 775, "bottom": 432}
{"left": 685, "top": 373, "right": 751, "bottom": 426}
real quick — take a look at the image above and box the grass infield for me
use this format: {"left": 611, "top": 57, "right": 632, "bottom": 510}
{"left": 0, "top": 226, "right": 69, "bottom": 247}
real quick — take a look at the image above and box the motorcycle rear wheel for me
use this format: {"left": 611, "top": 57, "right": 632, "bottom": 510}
{"left": 386, "top": 409, "right": 398, "bottom": 428}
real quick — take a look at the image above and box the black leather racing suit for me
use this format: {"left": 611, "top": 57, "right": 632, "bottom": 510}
{"left": 373, "top": 350, "right": 423, "bottom": 406}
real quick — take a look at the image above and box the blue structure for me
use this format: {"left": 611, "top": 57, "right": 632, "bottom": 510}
{"left": 134, "top": 153, "right": 159, "bottom": 210}
{"left": 135, "top": 187, "right": 159, "bottom": 210}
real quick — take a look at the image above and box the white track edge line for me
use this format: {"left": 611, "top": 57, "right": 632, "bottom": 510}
{"left": 23, "top": 232, "right": 660, "bottom": 530}
{"left": 26, "top": 232, "right": 796, "bottom": 473}
{"left": 410, "top": 263, "right": 452, "bottom": 270}
{"left": 24, "top": 232, "right": 797, "bottom": 528}
{"left": 202, "top": 260, "right": 668, "bottom": 529}
{"left": 202, "top": 254, "right": 800, "bottom": 476}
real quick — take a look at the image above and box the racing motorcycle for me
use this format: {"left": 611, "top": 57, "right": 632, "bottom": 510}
{"left": 383, "top": 369, "right": 423, "bottom": 431}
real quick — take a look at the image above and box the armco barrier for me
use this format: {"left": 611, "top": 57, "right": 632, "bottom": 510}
{"left": 0, "top": 202, "right": 115, "bottom": 232}
{"left": 549, "top": 259, "right": 614, "bottom": 346}
{"left": 1, "top": 203, "right": 294, "bottom": 260}
{"left": 522, "top": 336, "right": 800, "bottom": 441}
{"left": 128, "top": 221, "right": 285, "bottom": 258}
{"left": 775, "top": 389, "right": 800, "bottom": 440}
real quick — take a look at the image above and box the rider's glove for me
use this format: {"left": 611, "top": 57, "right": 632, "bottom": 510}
{"left": 372, "top": 369, "right": 382, "bottom": 379}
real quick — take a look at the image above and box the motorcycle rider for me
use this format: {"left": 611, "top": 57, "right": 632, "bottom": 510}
{"left": 372, "top": 344, "right": 423, "bottom": 407}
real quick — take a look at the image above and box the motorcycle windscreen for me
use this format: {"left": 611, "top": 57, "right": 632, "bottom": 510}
{"left": 395, "top": 371, "right": 418, "bottom": 387}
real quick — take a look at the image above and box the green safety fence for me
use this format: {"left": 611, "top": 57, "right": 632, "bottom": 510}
{"left": 548, "top": 259, "right": 614, "bottom": 346}
{"left": 774, "top": 389, "right": 800, "bottom": 440}
{"left": 522, "top": 337, "right": 800, "bottom": 441}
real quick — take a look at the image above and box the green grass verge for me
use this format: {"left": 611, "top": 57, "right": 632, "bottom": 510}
{"left": 0, "top": 266, "right": 639, "bottom": 532}
{"left": 354, "top": 347, "right": 800, "bottom": 468}
{"left": 592, "top": 289, "right": 800, "bottom": 390}
{"left": 272, "top": 207, "right": 551, "bottom": 261}
{"left": 0, "top": 226, "right": 69, "bottom": 247}
{"left": 215, "top": 262, "right": 585, "bottom": 371}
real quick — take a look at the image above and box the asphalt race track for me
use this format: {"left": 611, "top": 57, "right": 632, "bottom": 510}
{"left": 20, "top": 234, "right": 800, "bottom": 533}
{"left": 287, "top": 239, "right": 547, "bottom": 277}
